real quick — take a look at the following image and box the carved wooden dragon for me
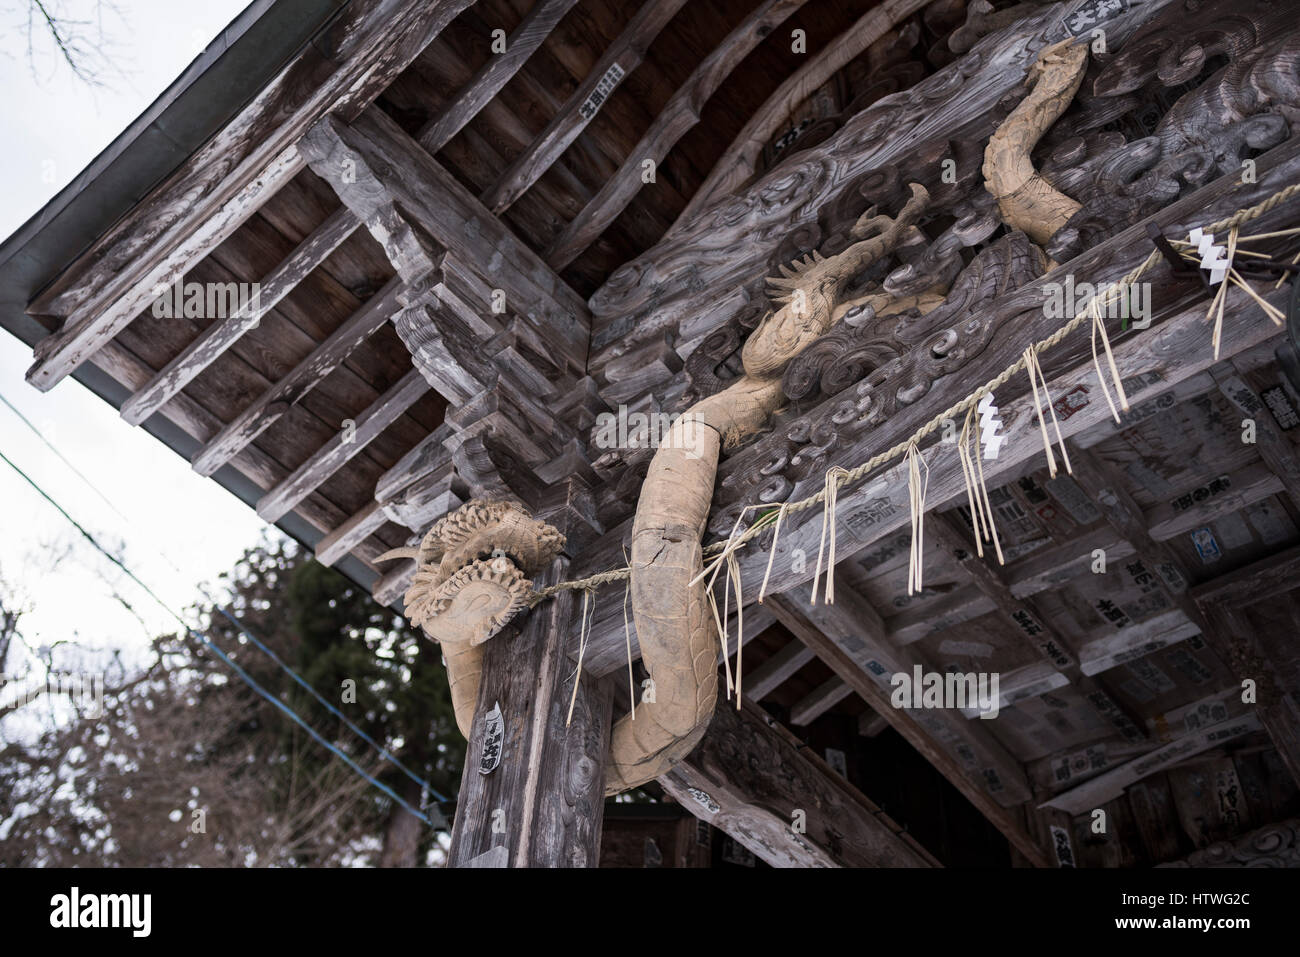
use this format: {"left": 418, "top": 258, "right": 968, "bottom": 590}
{"left": 384, "top": 33, "right": 1098, "bottom": 796}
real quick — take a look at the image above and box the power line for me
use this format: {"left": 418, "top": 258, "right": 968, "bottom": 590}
{"left": 0, "top": 445, "right": 441, "bottom": 828}
{"left": 0, "top": 389, "right": 130, "bottom": 522}
{"left": 3, "top": 389, "right": 450, "bottom": 802}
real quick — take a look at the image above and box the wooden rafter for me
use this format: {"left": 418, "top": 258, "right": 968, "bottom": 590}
{"left": 660, "top": 695, "right": 939, "bottom": 867}
{"left": 789, "top": 676, "right": 853, "bottom": 726}
{"left": 670, "top": 0, "right": 930, "bottom": 231}
{"left": 315, "top": 500, "right": 389, "bottom": 568}
{"left": 480, "top": 0, "right": 690, "bottom": 214}
{"left": 190, "top": 276, "right": 407, "bottom": 477}
{"left": 256, "top": 368, "right": 429, "bottom": 523}
{"left": 1210, "top": 359, "right": 1300, "bottom": 510}
{"left": 417, "top": 0, "right": 581, "bottom": 156}
{"left": 543, "top": 0, "right": 811, "bottom": 270}
{"left": 928, "top": 511, "right": 1149, "bottom": 742}
{"left": 26, "top": 0, "right": 475, "bottom": 392}
{"left": 120, "top": 206, "right": 363, "bottom": 427}
{"left": 744, "top": 639, "right": 815, "bottom": 699}
{"left": 302, "top": 108, "right": 590, "bottom": 372}
{"left": 767, "top": 592, "right": 1049, "bottom": 866}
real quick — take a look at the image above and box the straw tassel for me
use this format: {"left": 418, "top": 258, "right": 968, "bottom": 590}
{"left": 1023, "top": 344, "right": 1073, "bottom": 477}
{"left": 566, "top": 587, "right": 596, "bottom": 727}
{"left": 905, "top": 442, "right": 929, "bottom": 595}
{"left": 758, "top": 502, "right": 788, "bottom": 603}
{"left": 1088, "top": 293, "right": 1130, "bottom": 423}
{"left": 810, "top": 466, "right": 849, "bottom": 605}
{"left": 621, "top": 546, "right": 636, "bottom": 721}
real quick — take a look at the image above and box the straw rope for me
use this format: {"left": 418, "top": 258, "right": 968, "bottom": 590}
{"left": 526, "top": 181, "right": 1300, "bottom": 606}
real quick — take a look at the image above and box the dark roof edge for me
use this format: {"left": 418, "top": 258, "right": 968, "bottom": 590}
{"left": 0, "top": 0, "right": 382, "bottom": 598}
{"left": 0, "top": 0, "right": 350, "bottom": 274}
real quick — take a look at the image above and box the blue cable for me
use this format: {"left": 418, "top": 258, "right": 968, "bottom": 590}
{"left": 212, "top": 605, "right": 448, "bottom": 802}
{"left": 0, "top": 447, "right": 443, "bottom": 829}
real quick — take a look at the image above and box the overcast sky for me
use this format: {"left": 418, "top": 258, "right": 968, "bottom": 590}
{"left": 0, "top": 0, "right": 273, "bottom": 680}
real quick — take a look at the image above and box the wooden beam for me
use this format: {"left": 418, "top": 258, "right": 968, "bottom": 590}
{"left": 1144, "top": 462, "right": 1283, "bottom": 541}
{"left": 744, "top": 639, "right": 815, "bottom": 699}
{"left": 315, "top": 501, "right": 388, "bottom": 568}
{"left": 481, "top": 0, "right": 690, "bottom": 214}
{"left": 373, "top": 557, "right": 416, "bottom": 607}
{"left": 190, "top": 276, "right": 405, "bottom": 476}
{"left": 448, "top": 560, "right": 613, "bottom": 867}
{"left": 1191, "top": 547, "right": 1300, "bottom": 788}
{"left": 660, "top": 697, "right": 938, "bottom": 867}
{"left": 790, "top": 676, "right": 853, "bottom": 726}
{"left": 671, "top": 0, "right": 930, "bottom": 230}
{"left": 543, "top": 0, "right": 811, "bottom": 269}
{"left": 930, "top": 510, "right": 1147, "bottom": 740}
{"left": 256, "top": 368, "right": 429, "bottom": 522}
{"left": 1211, "top": 359, "right": 1300, "bottom": 510}
{"left": 120, "top": 206, "right": 362, "bottom": 426}
{"left": 1076, "top": 608, "right": 1201, "bottom": 676}
{"left": 300, "top": 108, "right": 590, "bottom": 372}
{"left": 887, "top": 585, "right": 996, "bottom": 646}
{"left": 766, "top": 592, "right": 1049, "bottom": 866}
{"left": 418, "top": 0, "right": 580, "bottom": 156}
{"left": 719, "top": 270, "right": 1294, "bottom": 620}
{"left": 26, "top": 0, "right": 475, "bottom": 391}
{"left": 82, "top": 336, "right": 366, "bottom": 553}
{"left": 1041, "top": 712, "right": 1263, "bottom": 816}
{"left": 587, "top": 0, "right": 1167, "bottom": 362}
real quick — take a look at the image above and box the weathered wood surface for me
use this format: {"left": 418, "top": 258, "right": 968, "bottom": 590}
{"left": 481, "top": 0, "right": 691, "bottom": 214}
{"left": 707, "top": 138, "right": 1300, "bottom": 539}
{"left": 1211, "top": 360, "right": 1300, "bottom": 511}
{"left": 301, "top": 108, "right": 590, "bottom": 372}
{"left": 744, "top": 639, "right": 815, "bottom": 700}
{"left": 1191, "top": 549, "right": 1300, "bottom": 789}
{"left": 790, "top": 676, "right": 854, "bottom": 726}
{"left": 256, "top": 368, "right": 429, "bottom": 522}
{"left": 315, "top": 500, "right": 389, "bottom": 568}
{"left": 1042, "top": 712, "right": 1263, "bottom": 816}
{"left": 189, "top": 276, "right": 406, "bottom": 476}
{"left": 417, "top": 0, "right": 581, "bottom": 157}
{"left": 568, "top": 205, "right": 1300, "bottom": 663}
{"left": 544, "top": 0, "right": 812, "bottom": 269}
{"left": 671, "top": 0, "right": 931, "bottom": 229}
{"left": 448, "top": 561, "right": 613, "bottom": 868}
{"left": 586, "top": 0, "right": 1170, "bottom": 362}
{"left": 660, "top": 696, "right": 938, "bottom": 867}
{"left": 767, "top": 592, "right": 1050, "bottom": 866}
{"left": 119, "top": 205, "right": 362, "bottom": 426}
{"left": 26, "top": 0, "right": 476, "bottom": 392}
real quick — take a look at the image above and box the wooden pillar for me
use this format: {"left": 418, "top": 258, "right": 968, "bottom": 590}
{"left": 447, "top": 559, "right": 614, "bottom": 867}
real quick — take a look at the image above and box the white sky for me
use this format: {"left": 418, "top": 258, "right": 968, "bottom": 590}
{"left": 0, "top": 0, "right": 275, "bottom": 681}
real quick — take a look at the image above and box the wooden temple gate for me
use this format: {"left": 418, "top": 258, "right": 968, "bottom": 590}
{"left": 5, "top": 0, "right": 1300, "bottom": 867}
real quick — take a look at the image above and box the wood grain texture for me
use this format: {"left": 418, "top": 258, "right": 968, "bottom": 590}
{"left": 544, "top": 0, "right": 812, "bottom": 269}
{"left": 481, "top": 0, "right": 691, "bottom": 214}
{"left": 256, "top": 368, "right": 429, "bottom": 522}
{"left": 447, "top": 560, "right": 613, "bottom": 867}
{"left": 661, "top": 695, "right": 938, "bottom": 867}
{"left": 767, "top": 591, "right": 1050, "bottom": 865}
{"left": 27, "top": 0, "right": 476, "bottom": 391}
{"left": 671, "top": 0, "right": 931, "bottom": 229}
{"left": 189, "top": 276, "right": 406, "bottom": 476}
{"left": 302, "top": 107, "right": 590, "bottom": 373}
{"left": 418, "top": 0, "right": 581, "bottom": 156}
